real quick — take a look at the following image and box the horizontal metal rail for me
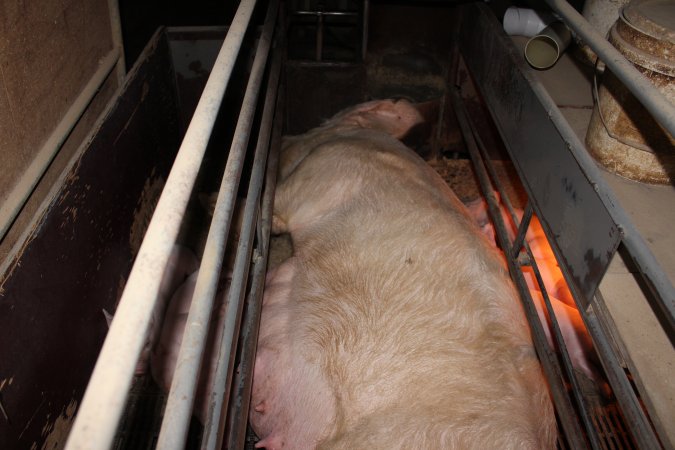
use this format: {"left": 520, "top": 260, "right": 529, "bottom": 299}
{"left": 225, "top": 83, "right": 284, "bottom": 450}
{"left": 201, "top": 5, "right": 282, "bottom": 446}
{"left": 155, "top": 2, "right": 279, "bottom": 448}
{"left": 64, "top": 1, "right": 259, "bottom": 448}
{"left": 293, "top": 10, "right": 359, "bottom": 16}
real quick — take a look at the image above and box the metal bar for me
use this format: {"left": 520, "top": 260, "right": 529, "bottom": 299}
{"left": 0, "top": 49, "right": 119, "bottom": 245}
{"left": 524, "top": 241, "right": 603, "bottom": 450}
{"left": 469, "top": 114, "right": 625, "bottom": 448}
{"left": 294, "top": 10, "right": 359, "bottom": 16}
{"left": 316, "top": 12, "right": 324, "bottom": 61}
{"left": 465, "top": 95, "right": 604, "bottom": 450}
{"left": 459, "top": 2, "right": 674, "bottom": 332}
{"left": 450, "top": 86, "right": 589, "bottom": 449}
{"left": 586, "top": 294, "right": 662, "bottom": 449}
{"left": 226, "top": 81, "right": 284, "bottom": 450}
{"left": 155, "top": 2, "right": 278, "bottom": 448}
{"left": 460, "top": 27, "right": 661, "bottom": 447}
{"left": 544, "top": 0, "right": 675, "bottom": 140}
{"left": 64, "top": 1, "right": 259, "bottom": 448}
{"left": 361, "top": 0, "right": 369, "bottom": 60}
{"left": 509, "top": 201, "right": 533, "bottom": 261}
{"left": 106, "top": 0, "right": 126, "bottom": 83}
{"left": 199, "top": 13, "right": 282, "bottom": 448}
{"left": 465, "top": 121, "right": 600, "bottom": 423}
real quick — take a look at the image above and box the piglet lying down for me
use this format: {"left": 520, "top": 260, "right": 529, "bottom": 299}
{"left": 250, "top": 99, "right": 556, "bottom": 449}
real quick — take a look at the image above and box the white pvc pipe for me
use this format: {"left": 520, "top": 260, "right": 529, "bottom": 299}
{"left": 503, "top": 7, "right": 556, "bottom": 37}
{"left": 525, "top": 22, "right": 572, "bottom": 70}
{"left": 64, "top": 1, "right": 258, "bottom": 448}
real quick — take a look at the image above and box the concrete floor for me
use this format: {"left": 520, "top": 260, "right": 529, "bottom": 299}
{"left": 512, "top": 36, "right": 675, "bottom": 448}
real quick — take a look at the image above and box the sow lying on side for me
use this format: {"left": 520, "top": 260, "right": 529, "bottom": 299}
{"left": 251, "top": 99, "right": 557, "bottom": 449}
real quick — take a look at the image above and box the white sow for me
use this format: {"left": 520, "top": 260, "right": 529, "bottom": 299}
{"left": 250, "top": 99, "right": 557, "bottom": 449}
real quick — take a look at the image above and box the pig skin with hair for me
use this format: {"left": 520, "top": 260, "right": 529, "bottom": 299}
{"left": 150, "top": 270, "right": 230, "bottom": 424}
{"left": 250, "top": 99, "right": 557, "bottom": 449}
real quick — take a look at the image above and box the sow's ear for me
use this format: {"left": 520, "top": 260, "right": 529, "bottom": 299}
{"left": 350, "top": 99, "right": 425, "bottom": 139}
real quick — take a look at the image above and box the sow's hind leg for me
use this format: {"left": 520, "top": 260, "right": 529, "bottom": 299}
{"left": 250, "top": 257, "right": 336, "bottom": 450}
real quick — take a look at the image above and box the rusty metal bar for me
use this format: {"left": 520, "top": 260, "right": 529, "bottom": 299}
{"left": 225, "top": 79, "right": 284, "bottom": 450}
{"left": 199, "top": 7, "right": 281, "bottom": 445}
{"left": 585, "top": 294, "right": 662, "bottom": 449}
{"left": 450, "top": 86, "right": 590, "bottom": 449}
{"left": 509, "top": 201, "right": 533, "bottom": 261}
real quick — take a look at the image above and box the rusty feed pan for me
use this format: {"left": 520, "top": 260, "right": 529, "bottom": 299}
{"left": 586, "top": 0, "right": 675, "bottom": 184}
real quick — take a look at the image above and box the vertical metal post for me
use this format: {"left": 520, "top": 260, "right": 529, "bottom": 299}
{"left": 106, "top": 0, "right": 127, "bottom": 83}
{"left": 316, "top": 12, "right": 324, "bottom": 61}
{"left": 361, "top": 0, "right": 369, "bottom": 60}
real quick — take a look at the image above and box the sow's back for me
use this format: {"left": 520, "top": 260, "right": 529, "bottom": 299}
{"left": 250, "top": 99, "right": 556, "bottom": 449}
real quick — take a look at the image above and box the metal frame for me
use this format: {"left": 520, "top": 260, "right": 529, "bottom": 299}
{"left": 451, "top": 88, "right": 592, "bottom": 449}
{"left": 456, "top": 2, "right": 670, "bottom": 448}
{"left": 62, "top": 0, "right": 672, "bottom": 448}
{"left": 289, "top": 0, "right": 369, "bottom": 62}
{"left": 65, "top": 0, "right": 286, "bottom": 447}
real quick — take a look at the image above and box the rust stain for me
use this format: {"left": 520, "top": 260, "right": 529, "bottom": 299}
{"left": 586, "top": 8, "right": 675, "bottom": 185}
